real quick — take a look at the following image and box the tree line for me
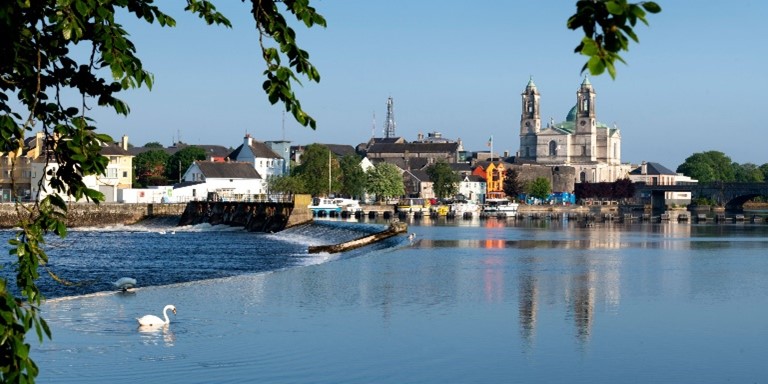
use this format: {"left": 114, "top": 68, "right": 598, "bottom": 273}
{"left": 132, "top": 143, "right": 209, "bottom": 186}
{"left": 676, "top": 151, "right": 768, "bottom": 183}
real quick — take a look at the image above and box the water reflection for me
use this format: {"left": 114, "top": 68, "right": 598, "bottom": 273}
{"left": 138, "top": 324, "right": 176, "bottom": 347}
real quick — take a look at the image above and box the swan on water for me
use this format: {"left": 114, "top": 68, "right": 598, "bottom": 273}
{"left": 137, "top": 305, "right": 177, "bottom": 326}
{"left": 113, "top": 277, "right": 137, "bottom": 292}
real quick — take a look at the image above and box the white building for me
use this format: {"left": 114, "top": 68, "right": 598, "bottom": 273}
{"left": 458, "top": 174, "right": 487, "bottom": 204}
{"left": 228, "top": 135, "right": 285, "bottom": 180}
{"left": 172, "top": 161, "right": 264, "bottom": 202}
{"left": 628, "top": 161, "right": 697, "bottom": 206}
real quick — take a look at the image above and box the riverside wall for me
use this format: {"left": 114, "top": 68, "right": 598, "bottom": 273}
{"left": 177, "top": 194, "right": 313, "bottom": 232}
{"left": 0, "top": 203, "right": 187, "bottom": 228}
{"left": 0, "top": 195, "right": 314, "bottom": 231}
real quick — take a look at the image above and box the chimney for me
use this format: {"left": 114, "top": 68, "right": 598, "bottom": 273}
{"left": 121, "top": 135, "right": 129, "bottom": 151}
{"left": 503, "top": 150, "right": 509, "bottom": 158}
{"left": 244, "top": 134, "right": 252, "bottom": 146}
{"left": 641, "top": 161, "right": 647, "bottom": 175}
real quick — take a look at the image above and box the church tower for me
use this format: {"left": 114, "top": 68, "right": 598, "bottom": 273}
{"left": 573, "top": 77, "right": 597, "bottom": 162}
{"left": 518, "top": 77, "right": 540, "bottom": 161}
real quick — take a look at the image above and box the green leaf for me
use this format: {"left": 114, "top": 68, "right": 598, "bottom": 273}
{"left": 606, "top": 1, "right": 625, "bottom": 15}
{"left": 587, "top": 56, "right": 606, "bottom": 76}
{"left": 642, "top": 2, "right": 662, "bottom": 13}
{"left": 580, "top": 38, "right": 599, "bottom": 56}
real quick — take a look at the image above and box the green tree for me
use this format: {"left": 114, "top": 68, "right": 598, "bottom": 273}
{"left": 425, "top": 160, "right": 459, "bottom": 200}
{"left": 528, "top": 177, "right": 552, "bottom": 200}
{"left": 267, "top": 174, "right": 307, "bottom": 194}
{"left": 503, "top": 168, "right": 524, "bottom": 200}
{"left": 760, "top": 163, "right": 768, "bottom": 181}
{"left": 143, "top": 142, "right": 165, "bottom": 149}
{"left": 0, "top": 1, "right": 660, "bottom": 381}
{"left": 292, "top": 144, "right": 341, "bottom": 196}
{"left": 366, "top": 163, "right": 405, "bottom": 202}
{"left": 133, "top": 149, "right": 170, "bottom": 187}
{"left": 165, "top": 146, "right": 207, "bottom": 183}
{"left": 733, "top": 162, "right": 765, "bottom": 182}
{"left": 339, "top": 154, "right": 367, "bottom": 199}
{"left": 676, "top": 151, "right": 736, "bottom": 182}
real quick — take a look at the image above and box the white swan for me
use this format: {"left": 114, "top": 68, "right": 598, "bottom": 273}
{"left": 137, "top": 305, "right": 177, "bottom": 326}
{"left": 113, "top": 277, "right": 137, "bottom": 292}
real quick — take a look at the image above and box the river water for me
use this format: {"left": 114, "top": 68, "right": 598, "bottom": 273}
{"left": 6, "top": 217, "right": 768, "bottom": 383}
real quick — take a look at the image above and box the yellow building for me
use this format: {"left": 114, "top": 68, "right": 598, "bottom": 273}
{"left": 3, "top": 132, "right": 134, "bottom": 202}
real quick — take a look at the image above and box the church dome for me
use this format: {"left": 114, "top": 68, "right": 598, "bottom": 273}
{"left": 565, "top": 105, "right": 577, "bottom": 122}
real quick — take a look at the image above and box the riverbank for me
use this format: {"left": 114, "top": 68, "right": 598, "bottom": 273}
{"left": 0, "top": 202, "right": 186, "bottom": 228}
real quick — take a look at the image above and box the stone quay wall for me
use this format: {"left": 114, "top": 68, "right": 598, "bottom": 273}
{"left": 178, "top": 194, "right": 313, "bottom": 232}
{"left": 0, "top": 203, "right": 187, "bottom": 228}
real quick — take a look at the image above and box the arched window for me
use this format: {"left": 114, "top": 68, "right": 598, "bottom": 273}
{"left": 580, "top": 171, "right": 587, "bottom": 183}
{"left": 548, "top": 141, "right": 558, "bottom": 156}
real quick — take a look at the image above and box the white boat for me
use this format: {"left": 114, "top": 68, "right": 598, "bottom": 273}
{"left": 308, "top": 197, "right": 342, "bottom": 215}
{"left": 450, "top": 201, "right": 481, "bottom": 217}
{"left": 332, "top": 198, "right": 362, "bottom": 213}
{"left": 482, "top": 198, "right": 519, "bottom": 218}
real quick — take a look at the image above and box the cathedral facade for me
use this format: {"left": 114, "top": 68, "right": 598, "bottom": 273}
{"left": 516, "top": 78, "right": 631, "bottom": 183}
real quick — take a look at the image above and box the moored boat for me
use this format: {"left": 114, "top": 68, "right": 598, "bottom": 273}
{"left": 308, "top": 197, "right": 342, "bottom": 216}
{"left": 397, "top": 198, "right": 431, "bottom": 213}
{"left": 450, "top": 200, "right": 481, "bottom": 218}
{"left": 482, "top": 198, "right": 519, "bottom": 218}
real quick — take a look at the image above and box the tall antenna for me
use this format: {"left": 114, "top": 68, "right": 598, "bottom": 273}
{"left": 282, "top": 110, "right": 286, "bottom": 141}
{"left": 384, "top": 96, "right": 396, "bottom": 138}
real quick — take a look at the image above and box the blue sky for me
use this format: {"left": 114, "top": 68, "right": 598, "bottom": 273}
{"left": 92, "top": 1, "right": 768, "bottom": 169}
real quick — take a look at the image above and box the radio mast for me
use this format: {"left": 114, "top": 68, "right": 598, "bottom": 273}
{"left": 384, "top": 96, "right": 396, "bottom": 138}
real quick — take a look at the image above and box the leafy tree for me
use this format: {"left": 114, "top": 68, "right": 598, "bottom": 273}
{"left": 528, "top": 177, "right": 552, "bottom": 200}
{"left": 733, "top": 162, "right": 765, "bottom": 182}
{"left": 676, "top": 151, "right": 736, "bottom": 182}
{"left": 503, "top": 168, "right": 524, "bottom": 200}
{"left": 761, "top": 164, "right": 768, "bottom": 181}
{"left": 366, "top": 163, "right": 405, "bottom": 202}
{"left": 165, "top": 146, "right": 207, "bottom": 183}
{"left": 339, "top": 154, "right": 367, "bottom": 199}
{"left": 292, "top": 144, "right": 341, "bottom": 196}
{"left": 0, "top": 1, "right": 660, "bottom": 381}
{"left": 143, "top": 142, "right": 165, "bottom": 149}
{"left": 425, "top": 160, "right": 459, "bottom": 200}
{"left": 133, "top": 149, "right": 170, "bottom": 187}
{"left": 267, "top": 175, "right": 307, "bottom": 194}
{"left": 568, "top": 1, "right": 662, "bottom": 78}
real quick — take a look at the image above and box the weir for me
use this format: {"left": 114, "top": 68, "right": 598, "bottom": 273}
{"left": 177, "top": 194, "right": 313, "bottom": 232}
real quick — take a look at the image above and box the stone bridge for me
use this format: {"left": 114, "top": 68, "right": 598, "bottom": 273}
{"left": 635, "top": 182, "right": 768, "bottom": 211}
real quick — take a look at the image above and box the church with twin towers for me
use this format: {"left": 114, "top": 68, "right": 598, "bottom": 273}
{"left": 516, "top": 77, "right": 631, "bottom": 183}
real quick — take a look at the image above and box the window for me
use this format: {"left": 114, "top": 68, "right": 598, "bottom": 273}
{"left": 107, "top": 168, "right": 118, "bottom": 178}
{"left": 548, "top": 141, "right": 558, "bottom": 156}
{"left": 123, "top": 171, "right": 128, "bottom": 178}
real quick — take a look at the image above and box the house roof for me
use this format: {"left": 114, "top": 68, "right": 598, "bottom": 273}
{"left": 405, "top": 169, "right": 430, "bottom": 182}
{"left": 128, "top": 143, "right": 231, "bottom": 159}
{"left": 228, "top": 140, "right": 281, "bottom": 160}
{"left": 465, "top": 175, "right": 486, "bottom": 183}
{"left": 320, "top": 144, "right": 357, "bottom": 158}
{"left": 101, "top": 143, "right": 132, "bottom": 156}
{"left": 367, "top": 142, "right": 459, "bottom": 154}
{"left": 629, "top": 162, "right": 677, "bottom": 176}
{"left": 194, "top": 161, "right": 262, "bottom": 179}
